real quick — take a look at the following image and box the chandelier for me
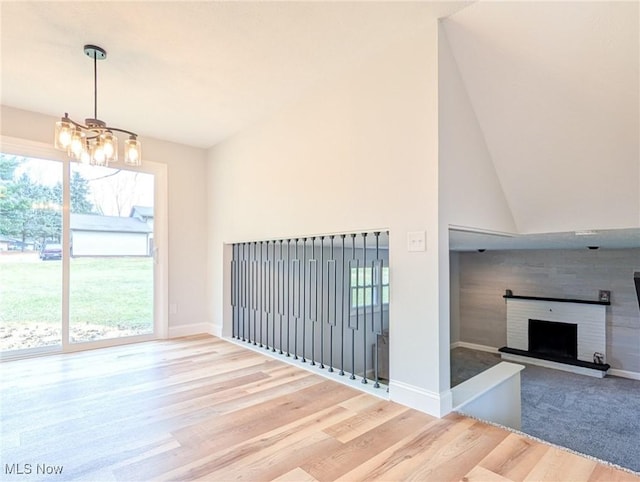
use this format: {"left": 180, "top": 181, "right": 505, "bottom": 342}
{"left": 54, "top": 45, "right": 142, "bottom": 167}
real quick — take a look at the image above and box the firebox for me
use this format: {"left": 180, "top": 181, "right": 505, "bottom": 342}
{"left": 528, "top": 319, "right": 578, "bottom": 360}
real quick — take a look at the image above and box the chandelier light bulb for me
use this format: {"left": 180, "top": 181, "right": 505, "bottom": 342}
{"left": 91, "top": 140, "right": 107, "bottom": 166}
{"left": 124, "top": 136, "right": 141, "bottom": 166}
{"left": 101, "top": 131, "right": 118, "bottom": 163}
{"left": 80, "top": 147, "right": 91, "bottom": 165}
{"left": 55, "top": 119, "right": 73, "bottom": 150}
{"left": 69, "top": 129, "right": 86, "bottom": 160}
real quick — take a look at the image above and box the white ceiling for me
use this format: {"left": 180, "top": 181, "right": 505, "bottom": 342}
{"left": 2, "top": 1, "right": 638, "bottom": 251}
{"left": 0, "top": 1, "right": 467, "bottom": 148}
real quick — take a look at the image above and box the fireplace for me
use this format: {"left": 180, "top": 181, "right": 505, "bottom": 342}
{"left": 528, "top": 319, "right": 577, "bottom": 360}
{"left": 501, "top": 295, "right": 608, "bottom": 377}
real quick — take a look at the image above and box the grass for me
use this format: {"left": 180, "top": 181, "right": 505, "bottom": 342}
{"left": 0, "top": 255, "right": 153, "bottom": 329}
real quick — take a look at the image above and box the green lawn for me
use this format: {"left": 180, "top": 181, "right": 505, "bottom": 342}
{"left": 0, "top": 256, "right": 153, "bottom": 329}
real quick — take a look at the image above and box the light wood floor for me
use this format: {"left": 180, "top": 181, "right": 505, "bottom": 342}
{"left": 1, "top": 335, "right": 638, "bottom": 482}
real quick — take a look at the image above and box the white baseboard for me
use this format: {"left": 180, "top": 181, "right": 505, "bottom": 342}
{"left": 608, "top": 368, "right": 640, "bottom": 381}
{"left": 451, "top": 341, "right": 500, "bottom": 354}
{"left": 389, "top": 380, "right": 452, "bottom": 418}
{"left": 168, "top": 322, "right": 216, "bottom": 338}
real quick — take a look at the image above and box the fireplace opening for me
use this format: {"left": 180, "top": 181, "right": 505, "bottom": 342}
{"left": 528, "top": 319, "right": 577, "bottom": 360}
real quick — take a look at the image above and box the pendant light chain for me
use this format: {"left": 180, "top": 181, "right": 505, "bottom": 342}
{"left": 93, "top": 50, "right": 98, "bottom": 121}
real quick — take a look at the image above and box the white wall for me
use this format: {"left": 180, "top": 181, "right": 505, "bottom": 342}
{"left": 207, "top": 22, "right": 452, "bottom": 415}
{"left": 438, "top": 27, "right": 517, "bottom": 234}
{"left": 0, "top": 105, "right": 209, "bottom": 333}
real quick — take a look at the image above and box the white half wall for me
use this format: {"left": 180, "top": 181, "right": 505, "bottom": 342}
{"left": 207, "top": 21, "right": 452, "bottom": 415}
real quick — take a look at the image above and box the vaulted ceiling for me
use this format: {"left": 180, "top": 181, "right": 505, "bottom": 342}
{"left": 442, "top": 2, "right": 639, "bottom": 236}
{"left": 1, "top": 1, "right": 638, "bottom": 248}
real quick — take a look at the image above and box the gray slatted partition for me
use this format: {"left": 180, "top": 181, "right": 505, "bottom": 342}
{"left": 231, "top": 231, "right": 390, "bottom": 388}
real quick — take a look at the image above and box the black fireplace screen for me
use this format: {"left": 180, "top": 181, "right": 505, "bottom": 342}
{"left": 528, "top": 319, "right": 578, "bottom": 359}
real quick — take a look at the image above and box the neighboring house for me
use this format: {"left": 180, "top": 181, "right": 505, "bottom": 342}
{"left": 70, "top": 213, "right": 152, "bottom": 257}
{"left": 130, "top": 205, "right": 154, "bottom": 230}
{"left": 130, "top": 205, "right": 154, "bottom": 254}
{"left": 0, "top": 235, "right": 12, "bottom": 251}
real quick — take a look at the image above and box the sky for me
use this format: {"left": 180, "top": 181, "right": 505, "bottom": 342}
{"left": 9, "top": 154, "right": 154, "bottom": 217}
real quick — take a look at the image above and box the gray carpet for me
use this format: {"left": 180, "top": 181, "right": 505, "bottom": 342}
{"left": 451, "top": 347, "right": 640, "bottom": 474}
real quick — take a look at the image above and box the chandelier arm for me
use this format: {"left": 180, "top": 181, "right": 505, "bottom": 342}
{"left": 65, "top": 116, "right": 138, "bottom": 138}
{"left": 104, "top": 126, "right": 139, "bottom": 138}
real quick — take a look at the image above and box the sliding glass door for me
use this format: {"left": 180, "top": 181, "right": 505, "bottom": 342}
{"left": 0, "top": 155, "right": 63, "bottom": 354}
{"left": 0, "top": 151, "right": 162, "bottom": 358}
{"left": 69, "top": 164, "right": 155, "bottom": 344}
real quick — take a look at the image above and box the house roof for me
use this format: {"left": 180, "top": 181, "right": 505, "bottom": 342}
{"left": 70, "top": 214, "right": 152, "bottom": 234}
{"left": 130, "top": 205, "right": 153, "bottom": 218}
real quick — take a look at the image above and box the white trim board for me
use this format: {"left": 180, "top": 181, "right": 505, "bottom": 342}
{"left": 389, "top": 380, "right": 452, "bottom": 417}
{"left": 168, "top": 322, "right": 216, "bottom": 338}
{"left": 608, "top": 368, "right": 640, "bottom": 381}
{"left": 451, "top": 341, "right": 500, "bottom": 354}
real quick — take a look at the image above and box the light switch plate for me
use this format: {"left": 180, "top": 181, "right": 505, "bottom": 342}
{"left": 407, "top": 231, "right": 426, "bottom": 252}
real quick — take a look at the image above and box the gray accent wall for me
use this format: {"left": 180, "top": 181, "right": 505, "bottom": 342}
{"left": 454, "top": 248, "right": 640, "bottom": 373}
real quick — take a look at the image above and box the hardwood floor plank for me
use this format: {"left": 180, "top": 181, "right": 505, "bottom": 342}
{"left": 389, "top": 420, "right": 510, "bottom": 481}
{"left": 462, "top": 465, "right": 515, "bottom": 482}
{"left": 303, "top": 409, "right": 435, "bottom": 481}
{"left": 323, "top": 399, "right": 409, "bottom": 443}
{"left": 157, "top": 405, "right": 351, "bottom": 481}
{"left": 524, "top": 447, "right": 597, "bottom": 481}
{"left": 273, "top": 467, "right": 319, "bottom": 482}
{"left": 479, "top": 432, "right": 550, "bottom": 481}
{"left": 589, "top": 464, "right": 640, "bottom": 482}
{"left": 335, "top": 414, "right": 477, "bottom": 481}
{"left": 1, "top": 335, "right": 638, "bottom": 482}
